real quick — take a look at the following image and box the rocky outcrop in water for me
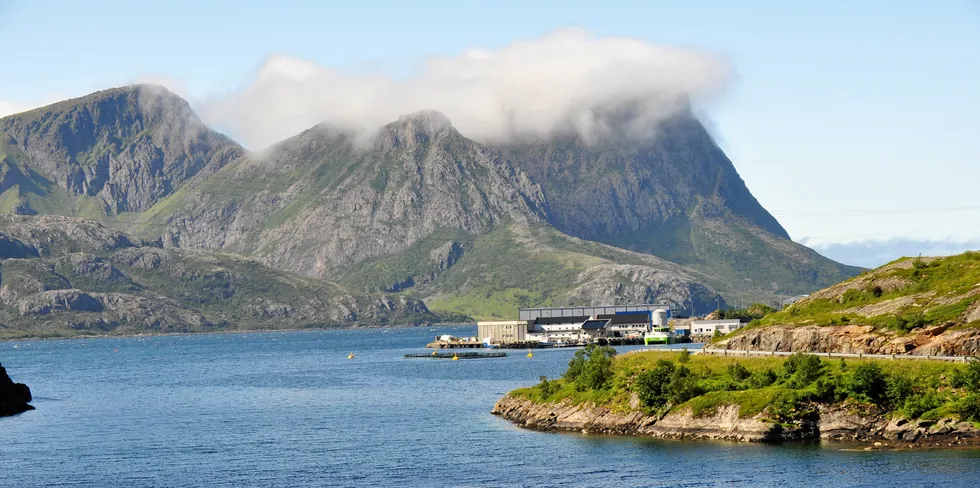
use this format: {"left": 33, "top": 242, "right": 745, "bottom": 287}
{"left": 0, "top": 363, "right": 33, "bottom": 417}
{"left": 491, "top": 395, "right": 980, "bottom": 448}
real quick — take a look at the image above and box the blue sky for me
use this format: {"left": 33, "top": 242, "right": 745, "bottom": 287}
{"left": 1, "top": 0, "right": 978, "bottom": 266}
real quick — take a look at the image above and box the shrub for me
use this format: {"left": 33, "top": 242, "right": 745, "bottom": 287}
{"left": 565, "top": 344, "right": 617, "bottom": 391}
{"left": 678, "top": 347, "right": 691, "bottom": 363}
{"left": 667, "top": 365, "right": 703, "bottom": 404}
{"left": 957, "top": 393, "right": 980, "bottom": 422}
{"left": 885, "top": 373, "right": 914, "bottom": 409}
{"left": 767, "top": 390, "right": 803, "bottom": 424}
{"left": 806, "top": 374, "right": 842, "bottom": 403}
{"left": 535, "top": 378, "right": 557, "bottom": 399}
{"left": 783, "top": 353, "right": 824, "bottom": 388}
{"left": 634, "top": 359, "right": 676, "bottom": 408}
{"left": 747, "top": 368, "right": 777, "bottom": 389}
{"left": 727, "top": 362, "right": 751, "bottom": 382}
{"left": 844, "top": 362, "right": 888, "bottom": 406}
{"left": 902, "top": 391, "right": 943, "bottom": 419}
{"left": 953, "top": 360, "right": 980, "bottom": 393}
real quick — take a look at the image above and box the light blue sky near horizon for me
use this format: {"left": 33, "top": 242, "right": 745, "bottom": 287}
{"left": 1, "top": 0, "right": 979, "bottom": 267}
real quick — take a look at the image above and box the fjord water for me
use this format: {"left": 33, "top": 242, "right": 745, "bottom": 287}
{"left": 2, "top": 327, "right": 978, "bottom": 487}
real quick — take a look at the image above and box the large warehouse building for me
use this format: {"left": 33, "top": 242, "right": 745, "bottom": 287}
{"left": 478, "top": 304, "right": 671, "bottom": 346}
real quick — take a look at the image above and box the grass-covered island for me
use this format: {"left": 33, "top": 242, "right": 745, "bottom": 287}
{"left": 492, "top": 345, "right": 980, "bottom": 448}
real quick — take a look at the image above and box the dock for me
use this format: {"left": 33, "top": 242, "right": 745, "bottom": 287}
{"left": 404, "top": 352, "right": 508, "bottom": 359}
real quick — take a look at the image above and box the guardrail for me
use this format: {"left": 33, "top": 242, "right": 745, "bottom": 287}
{"left": 698, "top": 348, "right": 977, "bottom": 363}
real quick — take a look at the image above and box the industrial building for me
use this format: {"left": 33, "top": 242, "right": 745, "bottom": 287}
{"left": 478, "top": 304, "right": 671, "bottom": 346}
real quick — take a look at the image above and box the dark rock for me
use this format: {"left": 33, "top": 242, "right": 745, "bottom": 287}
{"left": 0, "top": 363, "right": 34, "bottom": 417}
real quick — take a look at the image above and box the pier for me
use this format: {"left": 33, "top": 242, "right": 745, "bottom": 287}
{"left": 404, "top": 352, "right": 508, "bottom": 359}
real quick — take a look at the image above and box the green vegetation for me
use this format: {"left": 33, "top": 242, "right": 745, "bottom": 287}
{"left": 736, "top": 252, "right": 980, "bottom": 335}
{"left": 513, "top": 350, "right": 980, "bottom": 424}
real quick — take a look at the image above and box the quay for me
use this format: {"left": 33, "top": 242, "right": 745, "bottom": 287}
{"left": 404, "top": 352, "right": 508, "bottom": 359}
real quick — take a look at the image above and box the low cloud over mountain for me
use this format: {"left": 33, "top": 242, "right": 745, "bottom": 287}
{"left": 199, "top": 28, "right": 730, "bottom": 149}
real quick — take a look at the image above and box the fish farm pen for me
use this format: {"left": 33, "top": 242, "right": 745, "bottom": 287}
{"left": 404, "top": 352, "right": 508, "bottom": 359}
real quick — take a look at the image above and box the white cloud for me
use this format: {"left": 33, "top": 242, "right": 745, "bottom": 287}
{"left": 199, "top": 28, "right": 730, "bottom": 150}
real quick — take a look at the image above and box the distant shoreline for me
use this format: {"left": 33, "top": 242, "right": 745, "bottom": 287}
{"left": 0, "top": 321, "right": 474, "bottom": 343}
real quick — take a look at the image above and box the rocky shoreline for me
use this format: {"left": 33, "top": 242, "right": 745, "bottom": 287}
{"left": 0, "top": 363, "right": 33, "bottom": 417}
{"left": 491, "top": 395, "right": 980, "bottom": 449}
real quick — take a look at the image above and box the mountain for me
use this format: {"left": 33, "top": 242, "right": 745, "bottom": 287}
{"left": 716, "top": 252, "right": 980, "bottom": 356}
{"left": 0, "top": 215, "right": 434, "bottom": 340}
{"left": 494, "top": 110, "right": 857, "bottom": 298}
{"left": 0, "top": 85, "right": 862, "bottom": 324}
{"left": 0, "top": 85, "right": 243, "bottom": 216}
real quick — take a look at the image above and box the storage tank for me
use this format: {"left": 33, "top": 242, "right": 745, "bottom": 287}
{"left": 653, "top": 309, "right": 669, "bottom": 327}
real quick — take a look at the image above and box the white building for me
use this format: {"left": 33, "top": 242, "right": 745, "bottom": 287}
{"left": 691, "top": 319, "right": 748, "bottom": 335}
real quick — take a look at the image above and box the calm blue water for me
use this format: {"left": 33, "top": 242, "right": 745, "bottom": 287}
{"left": 1, "top": 327, "right": 978, "bottom": 487}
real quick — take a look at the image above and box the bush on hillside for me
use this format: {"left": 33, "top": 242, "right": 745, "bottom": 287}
{"left": 844, "top": 362, "right": 888, "bottom": 405}
{"left": 678, "top": 348, "right": 691, "bottom": 363}
{"left": 634, "top": 359, "right": 675, "bottom": 409}
{"left": 564, "top": 343, "right": 617, "bottom": 391}
{"left": 783, "top": 353, "right": 824, "bottom": 388}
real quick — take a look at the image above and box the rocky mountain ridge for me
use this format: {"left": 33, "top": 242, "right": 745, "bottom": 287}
{"left": 0, "top": 85, "right": 862, "bottom": 324}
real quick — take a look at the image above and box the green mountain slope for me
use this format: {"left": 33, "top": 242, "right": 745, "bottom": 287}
{"left": 0, "top": 215, "right": 434, "bottom": 339}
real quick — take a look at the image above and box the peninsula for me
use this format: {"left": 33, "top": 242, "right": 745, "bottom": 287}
{"left": 492, "top": 345, "right": 980, "bottom": 448}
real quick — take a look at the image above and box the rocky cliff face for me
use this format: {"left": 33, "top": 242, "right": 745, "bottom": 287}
{"left": 0, "top": 85, "right": 244, "bottom": 214}
{"left": 491, "top": 394, "right": 980, "bottom": 447}
{"left": 718, "top": 324, "right": 980, "bottom": 356}
{"left": 0, "top": 363, "right": 33, "bottom": 417}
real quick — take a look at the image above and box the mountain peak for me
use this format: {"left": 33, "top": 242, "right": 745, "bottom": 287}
{"left": 377, "top": 110, "right": 456, "bottom": 149}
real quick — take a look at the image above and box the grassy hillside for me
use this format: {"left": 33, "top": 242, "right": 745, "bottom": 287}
{"left": 514, "top": 346, "right": 980, "bottom": 425}
{"left": 736, "top": 252, "right": 980, "bottom": 335}
{"left": 339, "top": 223, "right": 729, "bottom": 320}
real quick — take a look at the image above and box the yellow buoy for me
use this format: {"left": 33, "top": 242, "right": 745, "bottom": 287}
{"left": 348, "top": 352, "right": 354, "bottom": 359}
{"left": 452, "top": 353, "right": 459, "bottom": 361}
{"left": 527, "top": 348, "right": 533, "bottom": 358}
{"left": 432, "top": 348, "right": 438, "bottom": 356}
